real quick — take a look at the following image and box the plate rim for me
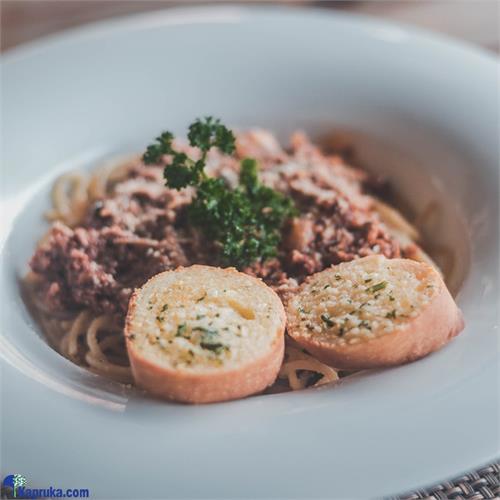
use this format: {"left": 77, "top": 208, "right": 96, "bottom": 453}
{"left": 2, "top": 3, "right": 499, "bottom": 65}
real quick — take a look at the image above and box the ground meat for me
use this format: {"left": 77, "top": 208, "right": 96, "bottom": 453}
{"left": 30, "top": 131, "right": 401, "bottom": 317}
{"left": 243, "top": 258, "right": 298, "bottom": 304}
{"left": 31, "top": 221, "right": 187, "bottom": 314}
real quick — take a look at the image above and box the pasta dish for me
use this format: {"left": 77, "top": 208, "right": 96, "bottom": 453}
{"left": 24, "top": 119, "right": 450, "bottom": 396}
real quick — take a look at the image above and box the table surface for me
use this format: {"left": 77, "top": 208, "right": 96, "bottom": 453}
{"left": 1, "top": 2, "right": 498, "bottom": 499}
{"left": 1, "top": 0, "right": 499, "bottom": 53}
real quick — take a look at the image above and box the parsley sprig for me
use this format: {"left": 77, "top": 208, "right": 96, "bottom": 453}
{"left": 143, "top": 117, "right": 297, "bottom": 268}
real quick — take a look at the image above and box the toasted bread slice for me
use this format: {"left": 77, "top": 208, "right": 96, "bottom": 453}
{"left": 125, "top": 265, "right": 286, "bottom": 403}
{"left": 286, "top": 255, "right": 464, "bottom": 370}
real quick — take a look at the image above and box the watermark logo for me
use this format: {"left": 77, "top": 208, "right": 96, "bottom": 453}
{"left": 2, "top": 474, "right": 27, "bottom": 498}
{"left": 1, "top": 474, "right": 89, "bottom": 499}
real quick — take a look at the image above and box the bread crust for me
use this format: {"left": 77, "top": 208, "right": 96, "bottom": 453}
{"left": 125, "top": 265, "right": 286, "bottom": 403}
{"left": 286, "top": 259, "right": 464, "bottom": 370}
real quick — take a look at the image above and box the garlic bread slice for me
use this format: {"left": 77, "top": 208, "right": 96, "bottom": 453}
{"left": 125, "top": 265, "right": 285, "bottom": 403}
{"left": 286, "top": 255, "right": 464, "bottom": 370}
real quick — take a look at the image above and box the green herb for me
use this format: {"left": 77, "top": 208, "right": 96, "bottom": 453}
{"left": 193, "top": 326, "right": 218, "bottom": 335}
{"left": 143, "top": 131, "right": 174, "bottom": 166}
{"left": 161, "top": 304, "right": 168, "bottom": 312}
{"left": 200, "top": 342, "right": 227, "bottom": 355}
{"left": 385, "top": 310, "right": 397, "bottom": 319}
{"left": 143, "top": 117, "right": 297, "bottom": 268}
{"left": 196, "top": 314, "right": 205, "bottom": 320}
{"left": 367, "top": 281, "right": 388, "bottom": 293}
{"left": 196, "top": 293, "right": 207, "bottom": 302}
{"left": 364, "top": 278, "right": 372, "bottom": 283}
{"left": 359, "top": 320, "right": 371, "bottom": 330}
{"left": 199, "top": 329, "right": 228, "bottom": 355}
{"left": 320, "top": 313, "right": 335, "bottom": 328}
{"left": 188, "top": 116, "right": 236, "bottom": 156}
{"left": 334, "top": 274, "right": 342, "bottom": 281}
{"left": 389, "top": 295, "right": 395, "bottom": 302}
{"left": 176, "top": 323, "right": 187, "bottom": 337}
{"left": 323, "top": 284, "right": 331, "bottom": 289}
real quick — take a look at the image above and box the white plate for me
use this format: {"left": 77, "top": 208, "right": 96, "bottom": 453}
{"left": 1, "top": 6, "right": 498, "bottom": 498}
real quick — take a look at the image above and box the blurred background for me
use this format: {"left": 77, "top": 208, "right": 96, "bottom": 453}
{"left": 1, "top": 0, "right": 499, "bottom": 54}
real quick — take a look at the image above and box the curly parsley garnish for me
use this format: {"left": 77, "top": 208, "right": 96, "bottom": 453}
{"left": 143, "top": 117, "right": 297, "bottom": 267}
